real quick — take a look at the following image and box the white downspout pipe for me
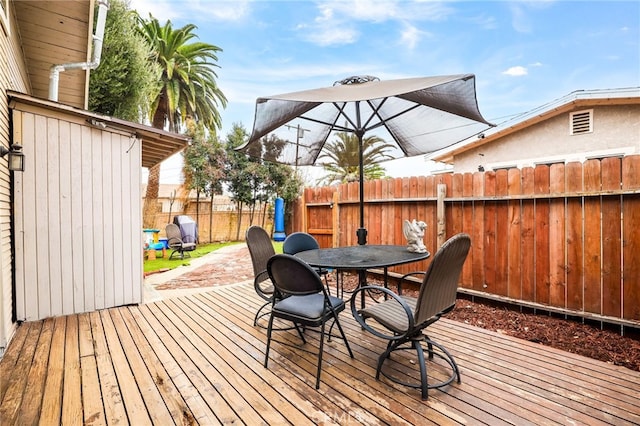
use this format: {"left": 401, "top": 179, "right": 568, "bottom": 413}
{"left": 48, "top": 0, "right": 110, "bottom": 102}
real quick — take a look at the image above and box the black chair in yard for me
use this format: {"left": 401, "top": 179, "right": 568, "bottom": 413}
{"left": 265, "top": 254, "right": 354, "bottom": 389}
{"left": 350, "top": 233, "right": 471, "bottom": 400}
{"left": 283, "top": 232, "right": 331, "bottom": 293}
{"left": 166, "top": 223, "right": 196, "bottom": 260}
{"left": 246, "top": 225, "right": 277, "bottom": 326}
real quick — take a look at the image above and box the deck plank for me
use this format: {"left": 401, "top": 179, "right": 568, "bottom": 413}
{"left": 90, "top": 310, "right": 129, "bottom": 423}
{"left": 62, "top": 315, "right": 83, "bottom": 426}
{"left": 38, "top": 316, "right": 66, "bottom": 425}
{"left": 16, "top": 318, "right": 53, "bottom": 425}
{"left": 1, "top": 281, "right": 639, "bottom": 425}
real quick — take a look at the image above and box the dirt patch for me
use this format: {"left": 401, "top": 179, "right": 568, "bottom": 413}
{"left": 338, "top": 272, "right": 640, "bottom": 372}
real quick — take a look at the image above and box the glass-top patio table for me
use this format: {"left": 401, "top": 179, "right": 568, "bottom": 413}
{"left": 295, "top": 245, "right": 430, "bottom": 306}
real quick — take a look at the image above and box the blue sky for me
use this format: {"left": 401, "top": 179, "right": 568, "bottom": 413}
{"left": 130, "top": 0, "right": 640, "bottom": 182}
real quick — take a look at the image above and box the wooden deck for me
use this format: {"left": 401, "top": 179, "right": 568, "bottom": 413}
{"left": 1, "top": 282, "right": 639, "bottom": 425}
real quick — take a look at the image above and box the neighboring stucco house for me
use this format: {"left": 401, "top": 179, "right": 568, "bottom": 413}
{"left": 0, "top": 1, "right": 187, "bottom": 353}
{"left": 429, "top": 87, "right": 640, "bottom": 172}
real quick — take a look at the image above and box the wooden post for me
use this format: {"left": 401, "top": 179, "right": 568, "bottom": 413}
{"left": 301, "top": 188, "right": 308, "bottom": 233}
{"left": 332, "top": 190, "right": 340, "bottom": 247}
{"left": 437, "top": 184, "right": 447, "bottom": 249}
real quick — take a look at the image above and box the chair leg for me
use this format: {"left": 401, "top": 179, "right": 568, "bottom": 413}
{"left": 264, "top": 313, "right": 276, "bottom": 368}
{"left": 294, "top": 323, "right": 307, "bottom": 344}
{"left": 414, "top": 340, "right": 429, "bottom": 400}
{"left": 315, "top": 321, "right": 326, "bottom": 389}
{"left": 253, "top": 301, "right": 270, "bottom": 326}
{"left": 332, "top": 315, "right": 354, "bottom": 359}
{"left": 426, "top": 338, "right": 461, "bottom": 384}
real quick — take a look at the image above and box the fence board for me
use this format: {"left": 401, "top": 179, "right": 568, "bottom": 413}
{"left": 534, "top": 165, "right": 551, "bottom": 306}
{"left": 461, "top": 173, "right": 474, "bottom": 288}
{"left": 601, "top": 158, "right": 622, "bottom": 318}
{"left": 484, "top": 172, "right": 498, "bottom": 295}
{"left": 471, "top": 172, "right": 485, "bottom": 291}
{"left": 549, "top": 164, "right": 566, "bottom": 308}
{"left": 565, "top": 162, "right": 584, "bottom": 311}
{"left": 507, "top": 169, "right": 522, "bottom": 300}
{"left": 583, "top": 159, "right": 602, "bottom": 314}
{"left": 622, "top": 156, "right": 640, "bottom": 320}
{"left": 521, "top": 167, "right": 536, "bottom": 302}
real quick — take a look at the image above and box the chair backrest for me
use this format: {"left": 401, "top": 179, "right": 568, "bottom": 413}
{"left": 282, "top": 232, "right": 320, "bottom": 255}
{"left": 414, "top": 233, "right": 471, "bottom": 324}
{"left": 166, "top": 223, "right": 183, "bottom": 247}
{"left": 246, "top": 226, "right": 276, "bottom": 284}
{"left": 267, "top": 254, "right": 324, "bottom": 296}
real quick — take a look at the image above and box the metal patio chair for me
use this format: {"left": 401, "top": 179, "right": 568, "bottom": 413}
{"left": 283, "top": 232, "right": 332, "bottom": 293}
{"left": 265, "top": 254, "right": 354, "bottom": 389}
{"left": 166, "top": 223, "right": 196, "bottom": 260}
{"left": 350, "top": 233, "right": 471, "bottom": 400}
{"left": 246, "top": 225, "right": 277, "bottom": 326}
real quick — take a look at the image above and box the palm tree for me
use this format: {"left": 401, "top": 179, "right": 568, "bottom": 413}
{"left": 138, "top": 15, "right": 227, "bottom": 228}
{"left": 317, "top": 132, "right": 395, "bottom": 185}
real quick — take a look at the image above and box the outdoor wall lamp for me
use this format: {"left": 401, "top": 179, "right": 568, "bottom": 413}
{"left": 0, "top": 144, "right": 25, "bottom": 172}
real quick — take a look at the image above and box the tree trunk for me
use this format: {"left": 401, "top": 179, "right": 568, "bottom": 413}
{"left": 143, "top": 163, "right": 161, "bottom": 228}
{"left": 235, "top": 201, "right": 243, "bottom": 241}
{"left": 209, "top": 196, "right": 214, "bottom": 243}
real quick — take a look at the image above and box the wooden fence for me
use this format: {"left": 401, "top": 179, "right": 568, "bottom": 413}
{"left": 150, "top": 209, "right": 273, "bottom": 244}
{"left": 294, "top": 155, "right": 640, "bottom": 325}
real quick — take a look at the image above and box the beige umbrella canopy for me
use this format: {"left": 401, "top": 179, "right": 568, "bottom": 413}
{"left": 237, "top": 74, "right": 494, "bottom": 244}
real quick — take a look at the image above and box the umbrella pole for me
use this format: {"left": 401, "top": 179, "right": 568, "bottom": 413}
{"left": 356, "top": 130, "right": 367, "bottom": 245}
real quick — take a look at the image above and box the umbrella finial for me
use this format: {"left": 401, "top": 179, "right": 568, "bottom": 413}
{"left": 333, "top": 75, "right": 380, "bottom": 86}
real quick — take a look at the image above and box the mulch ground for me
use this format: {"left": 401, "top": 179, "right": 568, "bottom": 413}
{"left": 152, "top": 244, "right": 640, "bottom": 372}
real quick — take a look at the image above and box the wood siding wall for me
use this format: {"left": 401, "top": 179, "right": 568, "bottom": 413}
{"left": 12, "top": 106, "right": 143, "bottom": 321}
{"left": 0, "top": 1, "right": 31, "bottom": 350}
{"left": 297, "top": 156, "right": 640, "bottom": 324}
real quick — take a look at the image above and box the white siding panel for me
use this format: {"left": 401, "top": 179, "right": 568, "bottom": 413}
{"left": 14, "top": 109, "right": 143, "bottom": 321}
{"left": 47, "top": 117, "right": 62, "bottom": 317}
{"left": 81, "top": 125, "right": 94, "bottom": 313}
{"left": 34, "top": 114, "right": 50, "bottom": 318}
{"left": 91, "top": 128, "right": 104, "bottom": 310}
{"left": 70, "top": 123, "right": 84, "bottom": 312}
{"left": 59, "top": 120, "right": 73, "bottom": 315}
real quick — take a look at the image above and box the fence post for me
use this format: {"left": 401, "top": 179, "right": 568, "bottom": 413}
{"left": 332, "top": 190, "right": 340, "bottom": 247}
{"left": 437, "top": 184, "right": 447, "bottom": 249}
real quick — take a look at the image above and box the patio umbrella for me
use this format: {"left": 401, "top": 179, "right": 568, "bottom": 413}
{"left": 237, "top": 74, "right": 494, "bottom": 245}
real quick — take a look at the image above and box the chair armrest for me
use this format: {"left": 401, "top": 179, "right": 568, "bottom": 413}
{"left": 398, "top": 271, "right": 426, "bottom": 295}
{"left": 349, "top": 285, "right": 415, "bottom": 341}
{"left": 254, "top": 270, "right": 274, "bottom": 301}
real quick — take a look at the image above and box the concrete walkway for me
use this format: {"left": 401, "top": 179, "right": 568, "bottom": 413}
{"left": 143, "top": 243, "right": 253, "bottom": 303}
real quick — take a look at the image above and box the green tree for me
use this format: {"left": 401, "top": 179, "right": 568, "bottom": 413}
{"left": 317, "top": 132, "right": 395, "bottom": 185}
{"left": 225, "top": 124, "right": 253, "bottom": 239}
{"left": 88, "top": 0, "right": 159, "bottom": 121}
{"left": 138, "top": 15, "right": 227, "bottom": 228}
{"left": 183, "top": 119, "right": 226, "bottom": 241}
{"left": 225, "top": 124, "right": 302, "bottom": 237}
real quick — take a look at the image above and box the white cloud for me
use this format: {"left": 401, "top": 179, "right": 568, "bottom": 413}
{"left": 502, "top": 66, "right": 528, "bottom": 76}
{"left": 318, "top": 0, "right": 453, "bottom": 22}
{"left": 400, "top": 24, "right": 425, "bottom": 50}
{"left": 129, "top": 0, "right": 250, "bottom": 22}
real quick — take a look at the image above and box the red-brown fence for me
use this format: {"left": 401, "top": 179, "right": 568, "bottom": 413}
{"left": 294, "top": 155, "right": 640, "bottom": 325}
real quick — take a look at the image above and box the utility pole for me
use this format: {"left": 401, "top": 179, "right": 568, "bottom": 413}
{"left": 285, "top": 124, "right": 310, "bottom": 170}
{"left": 285, "top": 124, "right": 309, "bottom": 231}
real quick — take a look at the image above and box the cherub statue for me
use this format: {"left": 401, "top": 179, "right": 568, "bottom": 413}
{"left": 403, "top": 219, "right": 428, "bottom": 253}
